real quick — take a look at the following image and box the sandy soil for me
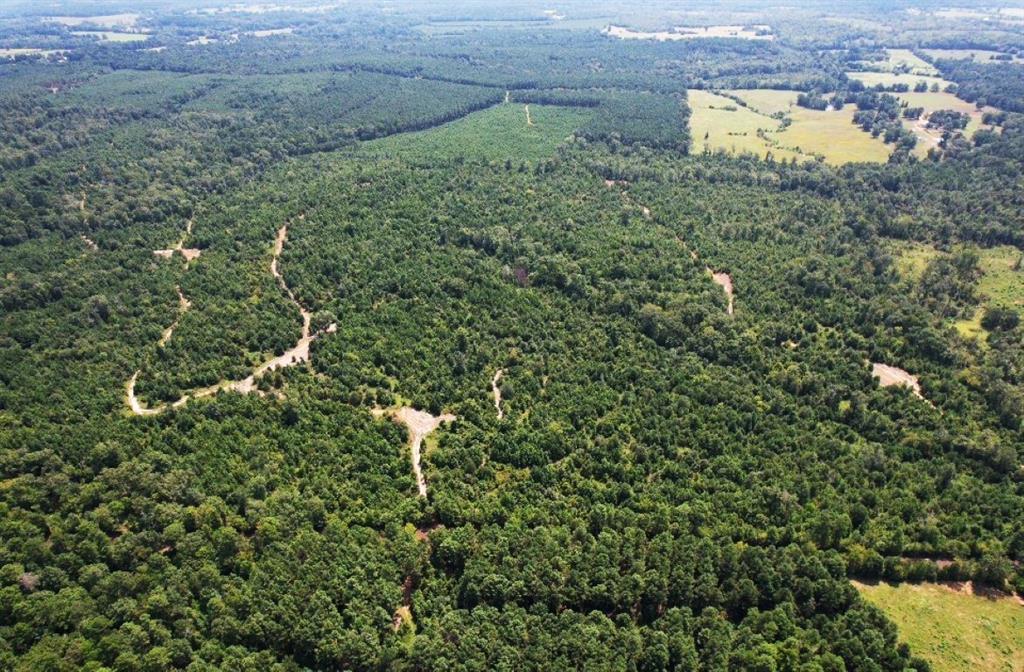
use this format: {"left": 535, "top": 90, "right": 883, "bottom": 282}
{"left": 158, "top": 286, "right": 192, "bottom": 346}
{"left": 154, "top": 219, "right": 202, "bottom": 263}
{"left": 80, "top": 235, "right": 98, "bottom": 251}
{"left": 524, "top": 104, "right": 534, "bottom": 126}
{"left": 872, "top": 362, "right": 923, "bottom": 398}
{"left": 504, "top": 90, "right": 510, "bottom": 104}
{"left": 492, "top": 369, "right": 504, "bottom": 420}
{"left": 128, "top": 218, "right": 325, "bottom": 415}
{"left": 376, "top": 406, "right": 457, "bottom": 497}
{"left": 709, "top": 269, "right": 734, "bottom": 315}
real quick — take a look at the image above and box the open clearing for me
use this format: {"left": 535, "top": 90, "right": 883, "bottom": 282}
{"left": 889, "top": 91, "right": 996, "bottom": 156}
{"left": 845, "top": 71, "right": 953, "bottom": 90}
{"left": 853, "top": 581, "right": 1024, "bottom": 672}
{"left": 888, "top": 241, "right": 1023, "bottom": 339}
{"left": 603, "top": 24, "right": 773, "bottom": 41}
{"left": 359, "top": 103, "right": 593, "bottom": 163}
{"left": 374, "top": 406, "right": 457, "bottom": 497}
{"left": 921, "top": 49, "right": 1023, "bottom": 64}
{"left": 692, "top": 89, "right": 891, "bottom": 164}
{"left": 47, "top": 13, "right": 140, "bottom": 28}
{"left": 71, "top": 30, "right": 151, "bottom": 42}
{"left": 857, "top": 49, "right": 938, "bottom": 76}
{"left": 872, "top": 362, "right": 923, "bottom": 398}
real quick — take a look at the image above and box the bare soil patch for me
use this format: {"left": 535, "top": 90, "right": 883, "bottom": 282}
{"left": 375, "top": 406, "right": 457, "bottom": 497}
{"left": 492, "top": 369, "right": 505, "bottom": 419}
{"left": 872, "top": 362, "right": 923, "bottom": 398}
{"left": 709, "top": 269, "right": 734, "bottom": 315}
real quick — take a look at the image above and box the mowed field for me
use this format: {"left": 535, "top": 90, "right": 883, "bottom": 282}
{"left": 691, "top": 89, "right": 891, "bottom": 164}
{"left": 845, "top": 71, "right": 953, "bottom": 91}
{"left": 888, "top": 241, "right": 1024, "bottom": 339}
{"left": 854, "top": 581, "right": 1024, "bottom": 672}
{"left": 358, "top": 103, "right": 593, "bottom": 162}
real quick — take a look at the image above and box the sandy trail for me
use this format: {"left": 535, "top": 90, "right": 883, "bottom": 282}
{"left": 158, "top": 286, "right": 192, "bottom": 346}
{"left": 492, "top": 369, "right": 504, "bottom": 420}
{"left": 871, "top": 362, "right": 923, "bottom": 399}
{"left": 504, "top": 90, "right": 510, "bottom": 104}
{"left": 154, "top": 219, "right": 202, "bottom": 263}
{"left": 524, "top": 104, "right": 534, "bottom": 126}
{"left": 708, "top": 269, "right": 734, "bottom": 315}
{"left": 375, "top": 406, "right": 457, "bottom": 497}
{"left": 128, "top": 218, "right": 331, "bottom": 415}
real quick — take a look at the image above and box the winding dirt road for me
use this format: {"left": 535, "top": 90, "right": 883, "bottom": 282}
{"left": 158, "top": 286, "right": 192, "bottom": 346}
{"left": 127, "top": 218, "right": 328, "bottom": 415}
{"left": 154, "top": 219, "right": 201, "bottom": 264}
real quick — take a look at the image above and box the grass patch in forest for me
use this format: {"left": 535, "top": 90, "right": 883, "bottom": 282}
{"left": 920, "top": 49, "right": 1023, "bottom": 64}
{"left": 845, "top": 71, "right": 953, "bottom": 90}
{"left": 693, "top": 89, "right": 891, "bottom": 164}
{"left": 889, "top": 241, "right": 1024, "bottom": 338}
{"left": 890, "top": 91, "right": 996, "bottom": 157}
{"left": 603, "top": 24, "right": 773, "bottom": 40}
{"left": 858, "top": 49, "right": 938, "bottom": 76}
{"left": 358, "top": 103, "right": 593, "bottom": 163}
{"left": 853, "top": 581, "right": 1024, "bottom": 672}
{"left": 70, "top": 30, "right": 151, "bottom": 42}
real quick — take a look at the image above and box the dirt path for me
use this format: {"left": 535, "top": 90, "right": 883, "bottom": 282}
{"left": 491, "top": 369, "right": 504, "bottom": 420}
{"left": 504, "top": 90, "right": 510, "bottom": 104}
{"left": 708, "top": 269, "right": 734, "bottom": 315}
{"left": 154, "top": 219, "right": 201, "bottom": 264}
{"left": 128, "top": 217, "right": 331, "bottom": 415}
{"left": 524, "top": 104, "right": 534, "bottom": 126}
{"left": 871, "top": 362, "right": 923, "bottom": 399}
{"left": 158, "top": 286, "right": 192, "bottom": 347}
{"left": 375, "top": 406, "right": 457, "bottom": 497}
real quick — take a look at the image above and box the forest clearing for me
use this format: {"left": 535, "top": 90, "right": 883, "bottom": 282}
{"left": 854, "top": 580, "right": 1024, "bottom": 672}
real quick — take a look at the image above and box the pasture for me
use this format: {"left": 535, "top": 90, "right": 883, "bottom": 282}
{"left": 854, "top": 581, "right": 1024, "bottom": 672}
{"left": 694, "top": 89, "right": 891, "bottom": 164}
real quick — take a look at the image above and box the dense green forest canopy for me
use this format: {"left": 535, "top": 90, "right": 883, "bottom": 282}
{"left": 1, "top": 1, "right": 1023, "bottom": 670}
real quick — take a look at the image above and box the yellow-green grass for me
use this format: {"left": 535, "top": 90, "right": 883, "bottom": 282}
{"left": 846, "top": 71, "right": 953, "bottom": 91}
{"left": 358, "top": 103, "right": 593, "bottom": 163}
{"left": 889, "top": 240, "right": 1024, "bottom": 338}
{"left": 694, "top": 89, "right": 892, "bottom": 165}
{"left": 777, "top": 105, "right": 892, "bottom": 164}
{"left": 688, "top": 90, "right": 805, "bottom": 162}
{"left": 722, "top": 88, "right": 798, "bottom": 116}
{"left": 854, "top": 581, "right": 1024, "bottom": 672}
{"left": 921, "top": 49, "right": 1023, "bottom": 64}
{"left": 71, "top": 30, "right": 150, "bottom": 42}
{"left": 889, "top": 239, "right": 940, "bottom": 282}
{"left": 893, "top": 91, "right": 996, "bottom": 157}
{"left": 862, "top": 49, "right": 938, "bottom": 76}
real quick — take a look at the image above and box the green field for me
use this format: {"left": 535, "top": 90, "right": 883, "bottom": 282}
{"left": 358, "top": 103, "right": 593, "bottom": 162}
{"left": 889, "top": 241, "right": 1024, "bottom": 338}
{"left": 694, "top": 89, "right": 891, "bottom": 164}
{"left": 891, "top": 91, "right": 995, "bottom": 156}
{"left": 921, "top": 49, "right": 1023, "bottom": 64}
{"left": 859, "top": 49, "right": 939, "bottom": 76}
{"left": 846, "top": 71, "right": 953, "bottom": 90}
{"left": 854, "top": 581, "right": 1024, "bottom": 672}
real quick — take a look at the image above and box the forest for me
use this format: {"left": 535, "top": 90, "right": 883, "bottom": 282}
{"left": 1, "top": 1, "right": 1023, "bottom": 671}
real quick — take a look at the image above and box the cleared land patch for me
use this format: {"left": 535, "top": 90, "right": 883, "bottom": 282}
{"left": 854, "top": 581, "right": 1024, "bottom": 672}
{"left": 359, "top": 103, "right": 593, "bottom": 163}
{"left": 71, "top": 30, "right": 151, "bottom": 42}
{"left": 693, "top": 89, "right": 891, "bottom": 164}
{"left": 889, "top": 241, "right": 1024, "bottom": 339}
{"left": 845, "top": 71, "right": 953, "bottom": 91}
{"left": 921, "top": 49, "right": 1023, "bottom": 64}
{"left": 858, "top": 49, "right": 938, "bottom": 76}
{"left": 889, "top": 91, "right": 997, "bottom": 156}
{"left": 603, "top": 24, "right": 773, "bottom": 40}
